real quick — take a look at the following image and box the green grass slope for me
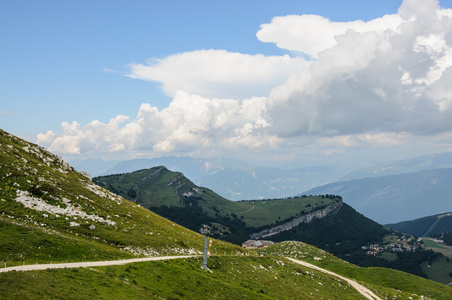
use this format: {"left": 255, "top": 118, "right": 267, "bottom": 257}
{"left": 257, "top": 241, "right": 452, "bottom": 299}
{"left": 94, "top": 169, "right": 343, "bottom": 245}
{"left": 0, "top": 256, "right": 390, "bottom": 300}
{"left": 2, "top": 244, "right": 448, "bottom": 299}
{"left": 0, "top": 129, "right": 245, "bottom": 266}
{"left": 94, "top": 168, "right": 338, "bottom": 228}
{"left": 421, "top": 254, "right": 452, "bottom": 285}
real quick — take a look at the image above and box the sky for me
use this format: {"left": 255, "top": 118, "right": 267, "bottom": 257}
{"left": 2, "top": 0, "right": 452, "bottom": 167}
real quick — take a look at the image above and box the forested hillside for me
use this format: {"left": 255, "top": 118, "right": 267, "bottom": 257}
{"left": 386, "top": 212, "right": 452, "bottom": 237}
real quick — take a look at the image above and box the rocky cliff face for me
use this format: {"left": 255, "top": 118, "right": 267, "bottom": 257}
{"left": 250, "top": 200, "right": 343, "bottom": 239}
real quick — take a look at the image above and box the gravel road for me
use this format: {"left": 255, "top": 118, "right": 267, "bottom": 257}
{"left": 0, "top": 255, "right": 197, "bottom": 273}
{"left": 286, "top": 257, "right": 382, "bottom": 300}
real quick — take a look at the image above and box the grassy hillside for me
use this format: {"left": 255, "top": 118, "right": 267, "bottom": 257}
{"left": 93, "top": 169, "right": 341, "bottom": 244}
{"left": 256, "top": 241, "right": 452, "bottom": 299}
{"left": 0, "top": 129, "right": 245, "bottom": 266}
{"left": 94, "top": 168, "right": 337, "bottom": 228}
{"left": 0, "top": 256, "right": 370, "bottom": 299}
{"left": 421, "top": 254, "right": 452, "bottom": 284}
{"left": 1, "top": 242, "right": 451, "bottom": 300}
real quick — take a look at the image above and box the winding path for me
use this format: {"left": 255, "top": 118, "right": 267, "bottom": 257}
{"left": 236, "top": 205, "right": 255, "bottom": 215}
{"left": 0, "top": 256, "right": 197, "bottom": 273}
{"left": 286, "top": 257, "right": 382, "bottom": 300}
{"left": 0, "top": 255, "right": 381, "bottom": 299}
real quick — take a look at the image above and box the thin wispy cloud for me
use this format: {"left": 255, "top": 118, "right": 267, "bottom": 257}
{"left": 0, "top": 111, "right": 18, "bottom": 116}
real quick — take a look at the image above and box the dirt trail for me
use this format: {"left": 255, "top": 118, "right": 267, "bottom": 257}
{"left": 286, "top": 257, "right": 382, "bottom": 300}
{"left": 0, "top": 255, "right": 196, "bottom": 273}
{"left": 236, "top": 205, "right": 255, "bottom": 214}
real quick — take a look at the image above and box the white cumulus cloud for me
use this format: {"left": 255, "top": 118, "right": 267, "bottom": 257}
{"left": 266, "top": 0, "right": 452, "bottom": 137}
{"left": 39, "top": 0, "right": 452, "bottom": 161}
{"left": 38, "top": 91, "right": 275, "bottom": 157}
{"left": 256, "top": 13, "right": 403, "bottom": 59}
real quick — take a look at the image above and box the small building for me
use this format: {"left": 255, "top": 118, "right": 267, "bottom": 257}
{"left": 242, "top": 239, "right": 274, "bottom": 249}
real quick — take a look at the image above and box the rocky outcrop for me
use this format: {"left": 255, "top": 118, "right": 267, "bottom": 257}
{"left": 15, "top": 189, "right": 117, "bottom": 226}
{"left": 250, "top": 200, "right": 343, "bottom": 239}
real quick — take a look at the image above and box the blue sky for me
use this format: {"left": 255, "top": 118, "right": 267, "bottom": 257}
{"left": 2, "top": 0, "right": 452, "bottom": 166}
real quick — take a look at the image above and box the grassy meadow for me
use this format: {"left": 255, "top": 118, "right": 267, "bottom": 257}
{"left": 256, "top": 241, "right": 452, "bottom": 299}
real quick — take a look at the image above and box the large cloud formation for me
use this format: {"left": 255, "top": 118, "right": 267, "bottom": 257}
{"left": 266, "top": 0, "right": 452, "bottom": 138}
{"left": 39, "top": 0, "right": 452, "bottom": 160}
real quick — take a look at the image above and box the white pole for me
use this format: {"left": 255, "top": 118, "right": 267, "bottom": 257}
{"left": 202, "top": 235, "right": 208, "bottom": 270}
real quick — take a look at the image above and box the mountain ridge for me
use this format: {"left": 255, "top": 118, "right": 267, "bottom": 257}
{"left": 301, "top": 167, "right": 452, "bottom": 224}
{"left": 250, "top": 200, "right": 343, "bottom": 239}
{"left": 93, "top": 168, "right": 361, "bottom": 245}
{"left": 340, "top": 152, "right": 452, "bottom": 181}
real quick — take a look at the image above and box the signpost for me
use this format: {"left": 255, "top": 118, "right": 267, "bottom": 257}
{"left": 200, "top": 224, "right": 211, "bottom": 270}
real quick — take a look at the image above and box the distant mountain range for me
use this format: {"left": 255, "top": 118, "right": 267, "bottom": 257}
{"left": 69, "top": 156, "right": 255, "bottom": 180}
{"left": 340, "top": 152, "right": 452, "bottom": 181}
{"left": 195, "top": 164, "right": 352, "bottom": 201}
{"left": 71, "top": 156, "right": 354, "bottom": 201}
{"left": 301, "top": 167, "right": 452, "bottom": 224}
{"left": 71, "top": 152, "right": 452, "bottom": 204}
{"left": 71, "top": 152, "right": 452, "bottom": 226}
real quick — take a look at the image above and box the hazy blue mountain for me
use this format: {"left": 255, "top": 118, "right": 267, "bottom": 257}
{"left": 196, "top": 165, "right": 350, "bottom": 201}
{"left": 301, "top": 167, "right": 452, "bottom": 224}
{"left": 69, "top": 158, "right": 121, "bottom": 177}
{"left": 101, "top": 157, "right": 352, "bottom": 200}
{"left": 341, "top": 152, "right": 452, "bottom": 181}
{"left": 102, "top": 156, "right": 250, "bottom": 179}
{"left": 72, "top": 152, "right": 452, "bottom": 203}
